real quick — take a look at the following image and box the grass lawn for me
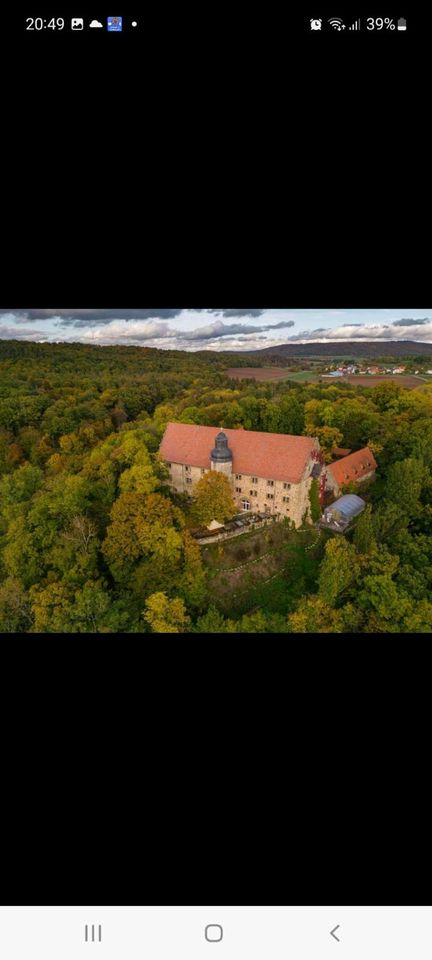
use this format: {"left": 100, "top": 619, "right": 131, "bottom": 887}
{"left": 284, "top": 371, "right": 320, "bottom": 382}
{"left": 202, "top": 520, "right": 328, "bottom": 618}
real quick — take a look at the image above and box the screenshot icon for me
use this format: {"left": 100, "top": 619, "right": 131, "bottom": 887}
{"left": 71, "top": 18, "right": 84, "bottom": 30}
{"left": 107, "top": 16, "right": 123, "bottom": 31}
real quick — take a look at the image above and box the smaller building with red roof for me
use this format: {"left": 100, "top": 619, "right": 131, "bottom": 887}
{"left": 325, "top": 446, "right": 377, "bottom": 496}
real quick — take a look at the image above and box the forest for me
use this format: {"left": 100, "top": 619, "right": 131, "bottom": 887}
{"left": 1, "top": 339, "right": 432, "bottom": 633}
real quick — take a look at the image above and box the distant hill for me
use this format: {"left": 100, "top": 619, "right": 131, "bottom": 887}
{"left": 229, "top": 340, "right": 432, "bottom": 360}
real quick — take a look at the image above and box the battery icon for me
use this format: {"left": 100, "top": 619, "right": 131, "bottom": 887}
{"left": 397, "top": 18, "right": 406, "bottom": 30}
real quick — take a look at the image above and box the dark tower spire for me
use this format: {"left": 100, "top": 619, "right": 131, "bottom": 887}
{"left": 210, "top": 430, "right": 233, "bottom": 464}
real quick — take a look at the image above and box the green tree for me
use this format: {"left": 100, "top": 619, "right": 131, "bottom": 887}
{"left": 318, "top": 538, "right": 360, "bottom": 605}
{"left": 385, "top": 457, "right": 426, "bottom": 516}
{"left": 29, "top": 579, "right": 75, "bottom": 632}
{"left": 353, "top": 504, "right": 376, "bottom": 554}
{"left": 308, "top": 478, "right": 321, "bottom": 522}
{"left": 144, "top": 591, "right": 191, "bottom": 633}
{"left": 192, "top": 472, "right": 236, "bottom": 527}
{"left": 312, "top": 426, "right": 343, "bottom": 461}
{"left": 0, "top": 578, "right": 33, "bottom": 632}
{"left": 287, "top": 596, "right": 345, "bottom": 633}
{"left": 357, "top": 574, "right": 410, "bottom": 631}
{"left": 178, "top": 530, "right": 208, "bottom": 610}
{"left": 0, "top": 463, "right": 43, "bottom": 521}
{"left": 193, "top": 604, "right": 232, "bottom": 632}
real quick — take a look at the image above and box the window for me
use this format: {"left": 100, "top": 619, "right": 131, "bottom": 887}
{"left": 167, "top": 462, "right": 171, "bottom": 469}
{"left": 185, "top": 465, "right": 191, "bottom": 473}
{"left": 242, "top": 499, "right": 251, "bottom": 511}
{"left": 283, "top": 482, "right": 291, "bottom": 490}
{"left": 186, "top": 477, "right": 192, "bottom": 485}
{"left": 235, "top": 474, "right": 242, "bottom": 480}
{"left": 283, "top": 496, "right": 290, "bottom": 503}
{"left": 201, "top": 468, "right": 206, "bottom": 475}
{"left": 235, "top": 486, "right": 242, "bottom": 493}
{"left": 249, "top": 490, "right": 258, "bottom": 497}
{"left": 267, "top": 479, "right": 274, "bottom": 487}
{"left": 267, "top": 493, "right": 274, "bottom": 500}
{"left": 251, "top": 477, "right": 258, "bottom": 484}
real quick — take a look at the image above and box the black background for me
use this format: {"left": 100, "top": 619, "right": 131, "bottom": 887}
{"left": 0, "top": 2, "right": 429, "bottom": 908}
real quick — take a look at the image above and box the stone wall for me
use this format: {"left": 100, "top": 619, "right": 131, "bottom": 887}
{"left": 166, "top": 459, "right": 316, "bottom": 528}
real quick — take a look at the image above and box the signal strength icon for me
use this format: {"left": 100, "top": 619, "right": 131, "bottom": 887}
{"left": 349, "top": 18, "right": 361, "bottom": 30}
{"left": 328, "top": 17, "right": 344, "bottom": 29}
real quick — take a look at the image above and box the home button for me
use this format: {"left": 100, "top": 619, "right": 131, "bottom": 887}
{"left": 205, "top": 924, "right": 223, "bottom": 942}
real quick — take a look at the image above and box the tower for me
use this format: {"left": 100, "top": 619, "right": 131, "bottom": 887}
{"left": 210, "top": 431, "right": 233, "bottom": 478}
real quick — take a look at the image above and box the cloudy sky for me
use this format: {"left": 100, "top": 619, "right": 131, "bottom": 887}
{"left": 1, "top": 308, "right": 432, "bottom": 351}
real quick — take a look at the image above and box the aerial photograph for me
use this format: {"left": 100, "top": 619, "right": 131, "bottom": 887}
{"left": 1, "top": 307, "right": 432, "bottom": 633}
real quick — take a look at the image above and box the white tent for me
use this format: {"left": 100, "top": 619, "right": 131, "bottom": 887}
{"left": 207, "top": 519, "right": 224, "bottom": 531}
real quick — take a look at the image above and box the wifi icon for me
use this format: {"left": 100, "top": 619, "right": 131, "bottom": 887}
{"left": 328, "top": 17, "right": 344, "bottom": 29}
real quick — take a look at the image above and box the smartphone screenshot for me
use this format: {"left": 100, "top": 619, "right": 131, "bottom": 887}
{"left": 0, "top": 2, "right": 427, "bottom": 951}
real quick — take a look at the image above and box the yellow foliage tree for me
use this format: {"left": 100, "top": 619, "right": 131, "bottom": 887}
{"left": 144, "top": 592, "right": 191, "bottom": 633}
{"left": 192, "top": 471, "right": 236, "bottom": 527}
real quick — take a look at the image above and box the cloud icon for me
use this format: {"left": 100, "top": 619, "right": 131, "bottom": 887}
{"left": 89, "top": 19, "right": 103, "bottom": 28}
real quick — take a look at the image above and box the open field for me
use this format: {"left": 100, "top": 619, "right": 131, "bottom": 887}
{"left": 227, "top": 366, "right": 319, "bottom": 382}
{"left": 283, "top": 370, "right": 320, "bottom": 382}
{"left": 201, "top": 520, "right": 327, "bottom": 617}
{"left": 341, "top": 374, "right": 428, "bottom": 389}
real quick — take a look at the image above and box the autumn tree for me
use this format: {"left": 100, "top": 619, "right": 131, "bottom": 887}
{"left": 102, "top": 491, "right": 185, "bottom": 593}
{"left": 287, "top": 596, "right": 345, "bottom": 633}
{"left": 144, "top": 592, "right": 191, "bottom": 633}
{"left": 192, "top": 472, "right": 236, "bottom": 528}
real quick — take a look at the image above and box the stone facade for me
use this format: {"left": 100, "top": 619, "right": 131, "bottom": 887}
{"left": 325, "top": 467, "right": 375, "bottom": 497}
{"left": 166, "top": 459, "right": 317, "bottom": 528}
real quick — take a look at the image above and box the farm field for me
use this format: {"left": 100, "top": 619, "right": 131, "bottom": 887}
{"left": 342, "top": 374, "right": 428, "bottom": 389}
{"left": 227, "top": 366, "right": 318, "bottom": 382}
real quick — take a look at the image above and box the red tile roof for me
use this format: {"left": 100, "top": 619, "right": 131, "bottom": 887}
{"left": 160, "top": 422, "right": 318, "bottom": 483}
{"left": 327, "top": 447, "right": 377, "bottom": 486}
{"left": 332, "top": 446, "right": 352, "bottom": 458}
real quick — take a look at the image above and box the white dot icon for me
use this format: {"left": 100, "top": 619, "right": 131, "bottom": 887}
{"left": 132, "top": 21, "right": 137, "bottom": 27}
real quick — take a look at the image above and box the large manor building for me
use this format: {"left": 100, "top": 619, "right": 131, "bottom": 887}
{"left": 159, "top": 422, "right": 321, "bottom": 527}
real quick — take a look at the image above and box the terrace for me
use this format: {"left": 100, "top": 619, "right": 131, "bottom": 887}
{"left": 192, "top": 511, "right": 277, "bottom": 545}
